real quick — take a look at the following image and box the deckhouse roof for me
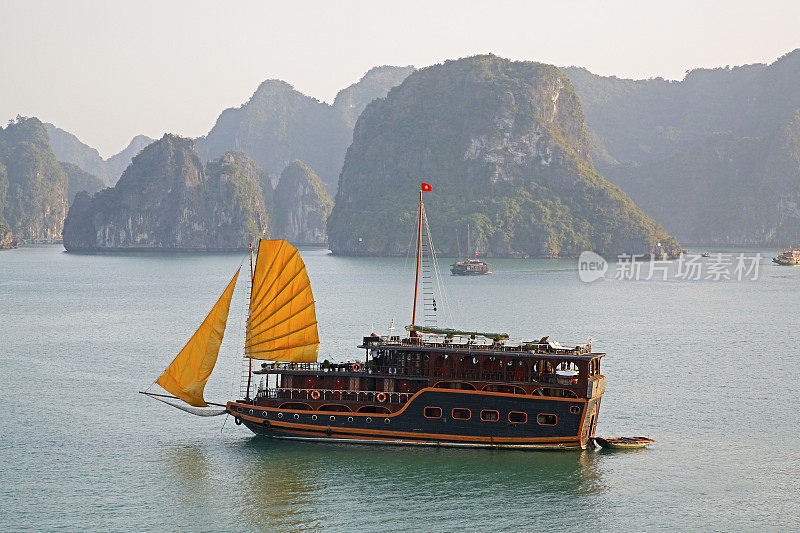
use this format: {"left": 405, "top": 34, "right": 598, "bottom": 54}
{"left": 360, "top": 339, "right": 605, "bottom": 362}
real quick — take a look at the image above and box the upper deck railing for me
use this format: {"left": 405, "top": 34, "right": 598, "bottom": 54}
{"left": 254, "top": 387, "right": 413, "bottom": 405}
{"left": 362, "top": 335, "right": 595, "bottom": 357}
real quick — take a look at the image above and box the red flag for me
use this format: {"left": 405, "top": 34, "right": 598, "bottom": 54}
{"left": 421, "top": 182, "right": 432, "bottom": 192}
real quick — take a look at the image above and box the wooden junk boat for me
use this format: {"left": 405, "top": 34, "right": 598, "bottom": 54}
{"left": 143, "top": 184, "right": 606, "bottom": 449}
{"left": 451, "top": 224, "right": 490, "bottom": 275}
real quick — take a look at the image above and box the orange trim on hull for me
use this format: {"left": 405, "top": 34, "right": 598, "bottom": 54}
{"left": 237, "top": 415, "right": 581, "bottom": 444}
{"left": 262, "top": 426, "right": 584, "bottom": 449}
{"left": 229, "top": 387, "right": 589, "bottom": 421}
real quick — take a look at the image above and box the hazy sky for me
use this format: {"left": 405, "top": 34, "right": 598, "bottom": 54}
{"left": 2, "top": 0, "right": 798, "bottom": 157}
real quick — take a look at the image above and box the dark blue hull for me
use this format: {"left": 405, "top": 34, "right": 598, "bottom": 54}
{"left": 229, "top": 389, "right": 601, "bottom": 450}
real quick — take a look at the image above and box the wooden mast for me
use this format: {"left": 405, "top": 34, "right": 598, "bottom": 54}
{"left": 411, "top": 188, "right": 423, "bottom": 330}
{"left": 246, "top": 242, "right": 254, "bottom": 402}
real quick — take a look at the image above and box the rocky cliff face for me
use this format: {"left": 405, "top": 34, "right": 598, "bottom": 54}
{"left": 563, "top": 49, "right": 800, "bottom": 244}
{"left": 105, "top": 134, "right": 155, "bottom": 185}
{"left": 273, "top": 160, "right": 332, "bottom": 244}
{"left": 62, "top": 162, "right": 105, "bottom": 205}
{"left": 196, "top": 66, "right": 413, "bottom": 194}
{"left": 0, "top": 221, "right": 14, "bottom": 249}
{"left": 0, "top": 117, "right": 68, "bottom": 241}
{"left": 333, "top": 65, "right": 415, "bottom": 129}
{"left": 611, "top": 115, "right": 800, "bottom": 245}
{"left": 196, "top": 80, "right": 348, "bottom": 195}
{"left": 46, "top": 123, "right": 154, "bottom": 186}
{"left": 328, "top": 55, "right": 679, "bottom": 258}
{"left": 0, "top": 162, "right": 7, "bottom": 226}
{"left": 62, "top": 135, "right": 270, "bottom": 251}
{"left": 45, "top": 123, "right": 109, "bottom": 183}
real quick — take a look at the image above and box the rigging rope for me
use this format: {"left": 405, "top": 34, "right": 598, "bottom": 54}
{"left": 421, "top": 204, "right": 457, "bottom": 328}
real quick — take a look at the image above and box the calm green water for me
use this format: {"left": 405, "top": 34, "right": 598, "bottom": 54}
{"left": 1, "top": 245, "right": 798, "bottom": 531}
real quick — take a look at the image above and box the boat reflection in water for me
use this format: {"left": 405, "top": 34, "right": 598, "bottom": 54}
{"left": 232, "top": 439, "right": 607, "bottom": 530}
{"left": 159, "top": 429, "right": 607, "bottom": 529}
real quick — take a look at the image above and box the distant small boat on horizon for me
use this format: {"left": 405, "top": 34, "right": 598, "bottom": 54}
{"left": 451, "top": 224, "right": 490, "bottom": 276}
{"left": 701, "top": 252, "right": 711, "bottom": 258}
{"left": 773, "top": 248, "right": 800, "bottom": 265}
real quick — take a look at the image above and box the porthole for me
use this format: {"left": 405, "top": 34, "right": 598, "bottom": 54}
{"left": 366, "top": 417, "right": 372, "bottom": 423}
{"left": 294, "top": 413, "right": 300, "bottom": 420}
{"left": 424, "top": 406, "right": 442, "bottom": 419}
{"left": 480, "top": 409, "right": 499, "bottom": 422}
{"left": 348, "top": 417, "right": 354, "bottom": 422}
{"left": 262, "top": 411, "right": 268, "bottom": 417}
{"left": 312, "top": 415, "right": 318, "bottom": 421}
{"left": 248, "top": 409, "right": 254, "bottom": 415}
{"left": 508, "top": 411, "right": 528, "bottom": 424}
{"left": 277, "top": 413, "right": 283, "bottom": 419}
{"left": 452, "top": 408, "right": 471, "bottom": 420}
{"left": 329, "top": 415, "right": 336, "bottom": 422}
{"left": 537, "top": 413, "right": 557, "bottom": 426}
{"left": 569, "top": 406, "right": 580, "bottom": 414}
{"left": 384, "top": 418, "right": 390, "bottom": 424}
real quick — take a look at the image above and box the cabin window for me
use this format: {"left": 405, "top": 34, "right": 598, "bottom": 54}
{"left": 424, "top": 407, "right": 442, "bottom": 419}
{"left": 537, "top": 413, "right": 557, "bottom": 426}
{"left": 357, "top": 405, "right": 391, "bottom": 414}
{"left": 508, "top": 411, "right": 527, "bottom": 424}
{"left": 319, "top": 404, "right": 352, "bottom": 412}
{"left": 278, "top": 402, "right": 312, "bottom": 411}
{"left": 433, "top": 381, "right": 477, "bottom": 390}
{"left": 531, "top": 387, "right": 578, "bottom": 399}
{"left": 480, "top": 409, "right": 499, "bottom": 422}
{"left": 482, "top": 384, "right": 526, "bottom": 395}
{"left": 569, "top": 405, "right": 581, "bottom": 414}
{"left": 452, "top": 408, "right": 471, "bottom": 420}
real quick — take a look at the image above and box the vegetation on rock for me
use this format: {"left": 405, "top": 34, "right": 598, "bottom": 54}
{"left": 62, "top": 135, "right": 270, "bottom": 251}
{"left": 328, "top": 55, "right": 679, "bottom": 258}
{"left": 105, "top": 135, "right": 156, "bottom": 185}
{"left": 62, "top": 162, "right": 105, "bottom": 205}
{"left": 46, "top": 123, "right": 154, "bottom": 186}
{"left": 273, "top": 160, "right": 333, "bottom": 244}
{"left": 563, "top": 49, "right": 800, "bottom": 244}
{"left": 0, "top": 220, "right": 14, "bottom": 248}
{"left": 333, "top": 65, "right": 415, "bottom": 130}
{"left": 196, "top": 66, "right": 413, "bottom": 194}
{"left": 0, "top": 117, "right": 68, "bottom": 241}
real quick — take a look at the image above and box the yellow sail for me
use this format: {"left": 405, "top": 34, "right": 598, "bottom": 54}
{"left": 245, "top": 240, "right": 319, "bottom": 362}
{"left": 156, "top": 268, "right": 240, "bottom": 407}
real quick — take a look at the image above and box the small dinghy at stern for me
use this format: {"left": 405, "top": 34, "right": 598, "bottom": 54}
{"left": 595, "top": 436, "right": 655, "bottom": 449}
